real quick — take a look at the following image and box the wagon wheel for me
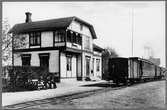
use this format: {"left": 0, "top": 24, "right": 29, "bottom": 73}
{"left": 131, "top": 80, "right": 134, "bottom": 84}
{"left": 47, "top": 81, "right": 51, "bottom": 89}
{"left": 123, "top": 80, "right": 128, "bottom": 86}
{"left": 115, "top": 80, "right": 119, "bottom": 86}
{"left": 51, "top": 83, "right": 55, "bottom": 89}
{"left": 43, "top": 81, "right": 48, "bottom": 89}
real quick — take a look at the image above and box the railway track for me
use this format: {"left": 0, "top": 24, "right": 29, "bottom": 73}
{"left": 3, "top": 86, "right": 127, "bottom": 109}
{"left": 3, "top": 80, "right": 164, "bottom": 109}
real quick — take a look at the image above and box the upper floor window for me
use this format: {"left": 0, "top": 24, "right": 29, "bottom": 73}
{"left": 76, "top": 34, "right": 82, "bottom": 45}
{"left": 67, "top": 30, "right": 82, "bottom": 45}
{"left": 54, "top": 30, "right": 65, "bottom": 42}
{"left": 67, "top": 31, "right": 72, "bottom": 42}
{"left": 84, "top": 36, "right": 90, "bottom": 50}
{"left": 29, "top": 32, "right": 41, "bottom": 46}
{"left": 72, "top": 33, "right": 77, "bottom": 44}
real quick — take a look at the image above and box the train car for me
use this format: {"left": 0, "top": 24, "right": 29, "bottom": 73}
{"left": 155, "top": 66, "right": 162, "bottom": 79}
{"left": 139, "top": 58, "right": 156, "bottom": 81}
{"left": 108, "top": 57, "right": 162, "bottom": 85}
{"left": 161, "top": 67, "right": 167, "bottom": 79}
{"left": 128, "top": 57, "right": 142, "bottom": 83}
{"left": 108, "top": 57, "right": 143, "bottom": 85}
{"left": 108, "top": 57, "right": 129, "bottom": 85}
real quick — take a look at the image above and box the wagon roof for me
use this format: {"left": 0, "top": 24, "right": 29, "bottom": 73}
{"left": 110, "top": 57, "right": 128, "bottom": 60}
{"left": 129, "top": 57, "right": 155, "bottom": 65}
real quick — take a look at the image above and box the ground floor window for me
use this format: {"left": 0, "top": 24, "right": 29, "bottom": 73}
{"left": 67, "top": 56, "right": 72, "bottom": 71}
{"left": 21, "top": 54, "right": 31, "bottom": 66}
{"left": 96, "top": 59, "right": 100, "bottom": 72}
{"left": 39, "top": 53, "right": 50, "bottom": 69}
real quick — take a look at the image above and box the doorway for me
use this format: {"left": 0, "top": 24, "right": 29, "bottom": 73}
{"left": 85, "top": 56, "right": 90, "bottom": 78}
{"left": 66, "top": 56, "right": 72, "bottom": 77}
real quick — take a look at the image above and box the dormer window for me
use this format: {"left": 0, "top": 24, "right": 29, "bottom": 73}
{"left": 29, "top": 32, "right": 41, "bottom": 46}
{"left": 84, "top": 36, "right": 90, "bottom": 50}
{"left": 80, "top": 24, "right": 83, "bottom": 31}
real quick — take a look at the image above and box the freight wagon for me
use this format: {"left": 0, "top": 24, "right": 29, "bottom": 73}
{"left": 108, "top": 57, "right": 164, "bottom": 85}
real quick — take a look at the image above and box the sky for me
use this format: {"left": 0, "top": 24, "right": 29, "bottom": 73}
{"left": 2, "top": 1, "right": 166, "bottom": 67}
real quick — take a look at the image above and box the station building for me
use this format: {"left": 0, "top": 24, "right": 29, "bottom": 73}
{"left": 9, "top": 12, "right": 103, "bottom": 82}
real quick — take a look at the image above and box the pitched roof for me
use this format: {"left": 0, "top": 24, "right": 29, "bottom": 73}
{"left": 9, "top": 16, "right": 97, "bottom": 39}
{"left": 93, "top": 44, "right": 104, "bottom": 52}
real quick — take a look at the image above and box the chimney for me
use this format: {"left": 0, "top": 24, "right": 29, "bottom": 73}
{"left": 25, "top": 12, "right": 32, "bottom": 23}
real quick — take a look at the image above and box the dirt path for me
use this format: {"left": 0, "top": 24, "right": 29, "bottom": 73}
{"left": 19, "top": 80, "right": 166, "bottom": 109}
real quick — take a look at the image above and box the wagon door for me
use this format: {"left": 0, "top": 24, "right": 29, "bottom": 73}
{"left": 133, "top": 60, "right": 139, "bottom": 79}
{"left": 128, "top": 59, "right": 140, "bottom": 81}
{"left": 109, "top": 58, "right": 128, "bottom": 83}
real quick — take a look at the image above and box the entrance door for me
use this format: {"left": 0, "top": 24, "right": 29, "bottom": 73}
{"left": 66, "top": 56, "right": 72, "bottom": 77}
{"left": 85, "top": 57, "right": 90, "bottom": 77}
{"left": 92, "top": 58, "right": 94, "bottom": 76}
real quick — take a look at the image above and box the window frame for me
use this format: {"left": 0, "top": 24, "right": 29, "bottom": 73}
{"left": 76, "top": 34, "right": 82, "bottom": 45}
{"left": 29, "top": 32, "right": 41, "bottom": 46}
{"left": 66, "top": 56, "right": 72, "bottom": 71}
{"left": 80, "top": 24, "right": 83, "bottom": 31}
{"left": 84, "top": 36, "right": 90, "bottom": 50}
{"left": 39, "top": 53, "right": 50, "bottom": 68}
{"left": 54, "top": 30, "right": 65, "bottom": 43}
{"left": 21, "top": 54, "right": 31, "bottom": 66}
{"left": 67, "top": 30, "right": 72, "bottom": 42}
{"left": 72, "top": 33, "right": 77, "bottom": 44}
{"left": 66, "top": 30, "right": 82, "bottom": 45}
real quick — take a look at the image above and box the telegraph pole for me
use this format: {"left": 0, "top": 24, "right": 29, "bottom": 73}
{"left": 131, "top": 7, "right": 134, "bottom": 57}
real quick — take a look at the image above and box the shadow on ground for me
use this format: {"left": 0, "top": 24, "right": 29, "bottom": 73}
{"left": 81, "top": 82, "right": 122, "bottom": 88}
{"left": 81, "top": 79, "right": 165, "bottom": 88}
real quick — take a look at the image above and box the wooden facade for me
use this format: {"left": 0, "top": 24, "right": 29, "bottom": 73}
{"left": 10, "top": 13, "right": 103, "bottom": 82}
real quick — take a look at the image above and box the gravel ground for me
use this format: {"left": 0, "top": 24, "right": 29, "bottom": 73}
{"left": 25, "top": 80, "right": 166, "bottom": 109}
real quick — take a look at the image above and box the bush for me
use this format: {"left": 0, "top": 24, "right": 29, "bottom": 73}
{"left": 2, "top": 66, "right": 49, "bottom": 92}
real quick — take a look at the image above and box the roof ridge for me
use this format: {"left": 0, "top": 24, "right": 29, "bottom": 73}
{"left": 18, "top": 16, "right": 75, "bottom": 25}
{"left": 8, "top": 16, "right": 97, "bottom": 39}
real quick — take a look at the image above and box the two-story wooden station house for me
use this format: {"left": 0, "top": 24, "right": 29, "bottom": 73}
{"left": 9, "top": 12, "right": 103, "bottom": 82}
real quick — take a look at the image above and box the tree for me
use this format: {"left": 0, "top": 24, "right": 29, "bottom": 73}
{"left": 102, "top": 47, "right": 119, "bottom": 80}
{"left": 2, "top": 18, "right": 12, "bottom": 65}
{"left": 2, "top": 18, "right": 27, "bottom": 66}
